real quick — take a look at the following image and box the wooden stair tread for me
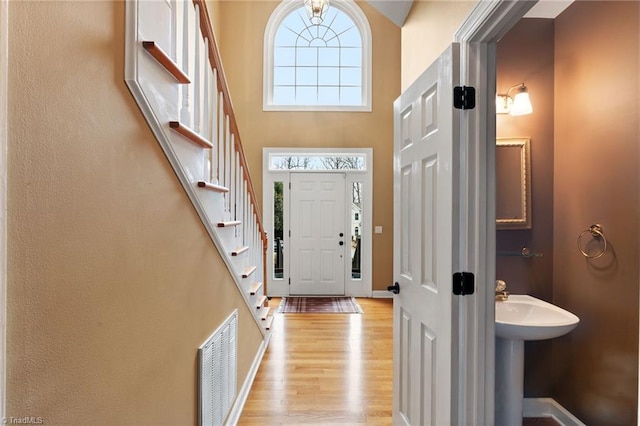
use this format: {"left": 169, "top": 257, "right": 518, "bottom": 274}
{"left": 255, "top": 295, "right": 267, "bottom": 309}
{"left": 217, "top": 221, "right": 241, "bottom": 228}
{"left": 232, "top": 246, "right": 249, "bottom": 256}
{"left": 263, "top": 316, "right": 274, "bottom": 331}
{"left": 242, "top": 265, "right": 257, "bottom": 278}
{"left": 260, "top": 306, "right": 271, "bottom": 320}
{"left": 169, "top": 121, "right": 214, "bottom": 149}
{"left": 197, "top": 181, "right": 229, "bottom": 193}
{"left": 142, "top": 41, "right": 190, "bottom": 84}
{"left": 249, "top": 281, "right": 263, "bottom": 295}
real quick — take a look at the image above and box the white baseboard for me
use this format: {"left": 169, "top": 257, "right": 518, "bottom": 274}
{"left": 523, "top": 398, "right": 586, "bottom": 426}
{"left": 225, "top": 332, "right": 272, "bottom": 425}
{"left": 372, "top": 290, "right": 393, "bottom": 299}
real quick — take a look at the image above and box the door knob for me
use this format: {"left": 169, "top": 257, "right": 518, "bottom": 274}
{"left": 387, "top": 282, "right": 400, "bottom": 294}
{"left": 339, "top": 241, "right": 344, "bottom": 246}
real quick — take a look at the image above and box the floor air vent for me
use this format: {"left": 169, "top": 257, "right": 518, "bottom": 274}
{"left": 199, "top": 309, "right": 238, "bottom": 426}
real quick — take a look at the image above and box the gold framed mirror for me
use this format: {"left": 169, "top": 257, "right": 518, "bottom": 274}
{"left": 496, "top": 138, "right": 531, "bottom": 230}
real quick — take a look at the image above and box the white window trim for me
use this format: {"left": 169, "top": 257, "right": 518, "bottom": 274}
{"left": 263, "top": 148, "right": 373, "bottom": 297}
{"left": 263, "top": 0, "right": 372, "bottom": 112}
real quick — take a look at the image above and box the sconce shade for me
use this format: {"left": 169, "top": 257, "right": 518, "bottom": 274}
{"left": 496, "top": 83, "right": 533, "bottom": 116}
{"left": 510, "top": 86, "right": 533, "bottom": 116}
{"left": 304, "top": 0, "right": 330, "bottom": 24}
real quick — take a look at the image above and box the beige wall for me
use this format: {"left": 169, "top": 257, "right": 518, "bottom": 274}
{"left": 553, "top": 2, "right": 639, "bottom": 424}
{"left": 217, "top": 1, "right": 401, "bottom": 292}
{"left": 6, "top": 1, "right": 262, "bottom": 423}
{"left": 401, "top": 0, "right": 476, "bottom": 91}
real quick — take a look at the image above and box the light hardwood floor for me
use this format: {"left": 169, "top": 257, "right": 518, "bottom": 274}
{"left": 239, "top": 298, "right": 394, "bottom": 425}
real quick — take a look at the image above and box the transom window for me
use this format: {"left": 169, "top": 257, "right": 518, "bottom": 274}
{"left": 264, "top": 0, "right": 372, "bottom": 111}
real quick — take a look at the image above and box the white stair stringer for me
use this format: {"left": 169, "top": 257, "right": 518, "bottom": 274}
{"left": 124, "top": 0, "right": 269, "bottom": 335}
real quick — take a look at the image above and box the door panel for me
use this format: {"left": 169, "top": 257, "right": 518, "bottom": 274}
{"left": 392, "top": 44, "right": 460, "bottom": 425}
{"left": 290, "top": 172, "right": 346, "bottom": 295}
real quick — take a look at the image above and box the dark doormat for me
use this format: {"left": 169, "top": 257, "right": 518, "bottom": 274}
{"left": 276, "top": 296, "right": 363, "bottom": 314}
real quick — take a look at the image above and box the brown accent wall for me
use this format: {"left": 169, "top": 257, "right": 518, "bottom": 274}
{"left": 6, "top": 1, "right": 263, "bottom": 423}
{"left": 217, "top": 1, "right": 401, "bottom": 292}
{"left": 496, "top": 19, "right": 555, "bottom": 396}
{"left": 553, "top": 2, "right": 639, "bottom": 424}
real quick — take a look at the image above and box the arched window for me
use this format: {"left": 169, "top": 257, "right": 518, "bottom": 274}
{"left": 264, "top": 0, "right": 372, "bottom": 111}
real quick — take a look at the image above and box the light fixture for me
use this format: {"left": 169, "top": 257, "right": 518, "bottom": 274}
{"left": 304, "top": 0, "right": 330, "bottom": 24}
{"left": 496, "top": 83, "right": 533, "bottom": 116}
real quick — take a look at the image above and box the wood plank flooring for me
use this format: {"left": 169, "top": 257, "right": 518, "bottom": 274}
{"left": 239, "top": 298, "right": 394, "bottom": 425}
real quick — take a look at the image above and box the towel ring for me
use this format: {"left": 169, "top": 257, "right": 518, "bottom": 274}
{"left": 577, "top": 224, "right": 607, "bottom": 259}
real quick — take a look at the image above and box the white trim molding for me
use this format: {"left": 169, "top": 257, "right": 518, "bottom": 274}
{"left": 524, "top": 398, "right": 586, "bottom": 426}
{"left": 0, "top": 0, "right": 8, "bottom": 419}
{"left": 452, "top": 1, "right": 537, "bottom": 424}
{"left": 263, "top": 0, "right": 372, "bottom": 112}
{"left": 225, "top": 333, "right": 272, "bottom": 425}
{"left": 371, "top": 290, "right": 393, "bottom": 299}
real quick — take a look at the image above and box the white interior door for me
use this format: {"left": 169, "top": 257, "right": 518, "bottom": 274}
{"left": 392, "top": 44, "right": 461, "bottom": 425}
{"left": 290, "top": 172, "right": 346, "bottom": 295}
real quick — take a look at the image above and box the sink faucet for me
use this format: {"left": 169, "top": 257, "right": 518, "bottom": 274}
{"left": 495, "top": 280, "right": 509, "bottom": 301}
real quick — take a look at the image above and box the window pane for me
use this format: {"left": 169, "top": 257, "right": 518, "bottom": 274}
{"left": 274, "top": 66, "right": 295, "bottom": 86}
{"left": 275, "top": 27, "right": 298, "bottom": 46}
{"left": 273, "top": 86, "right": 295, "bottom": 105}
{"left": 318, "top": 87, "right": 340, "bottom": 105}
{"left": 340, "top": 47, "right": 361, "bottom": 66}
{"left": 273, "top": 182, "right": 284, "bottom": 279}
{"left": 339, "top": 27, "right": 361, "bottom": 47}
{"left": 296, "top": 87, "right": 317, "bottom": 104}
{"left": 296, "top": 67, "right": 317, "bottom": 86}
{"left": 340, "top": 87, "right": 361, "bottom": 105}
{"left": 318, "top": 67, "right": 339, "bottom": 86}
{"left": 340, "top": 67, "right": 361, "bottom": 86}
{"left": 274, "top": 47, "right": 295, "bottom": 66}
{"left": 296, "top": 47, "right": 318, "bottom": 66}
{"left": 351, "top": 182, "right": 363, "bottom": 280}
{"left": 318, "top": 47, "right": 339, "bottom": 66}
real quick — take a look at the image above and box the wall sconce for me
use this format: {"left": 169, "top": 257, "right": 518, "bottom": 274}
{"left": 304, "top": 0, "right": 330, "bottom": 24}
{"left": 496, "top": 83, "right": 533, "bottom": 116}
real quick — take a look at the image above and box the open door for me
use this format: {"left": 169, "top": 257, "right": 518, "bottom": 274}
{"left": 392, "top": 43, "right": 461, "bottom": 425}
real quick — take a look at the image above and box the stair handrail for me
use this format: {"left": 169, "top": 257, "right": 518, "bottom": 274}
{"left": 193, "top": 0, "right": 267, "bottom": 248}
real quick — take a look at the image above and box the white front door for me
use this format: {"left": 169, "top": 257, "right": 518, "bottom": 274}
{"left": 290, "top": 172, "right": 346, "bottom": 295}
{"left": 392, "top": 44, "right": 461, "bottom": 425}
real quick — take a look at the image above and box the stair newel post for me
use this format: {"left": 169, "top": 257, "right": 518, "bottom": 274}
{"left": 179, "top": 0, "right": 191, "bottom": 127}
{"left": 217, "top": 91, "right": 224, "bottom": 186}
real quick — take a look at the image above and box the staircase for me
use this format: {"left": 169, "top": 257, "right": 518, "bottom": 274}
{"left": 124, "top": 0, "right": 272, "bottom": 333}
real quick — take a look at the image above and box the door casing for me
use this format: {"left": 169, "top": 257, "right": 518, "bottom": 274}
{"left": 452, "top": 1, "right": 539, "bottom": 424}
{"left": 263, "top": 148, "right": 373, "bottom": 298}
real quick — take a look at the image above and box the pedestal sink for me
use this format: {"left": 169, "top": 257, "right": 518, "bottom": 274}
{"left": 495, "top": 295, "right": 579, "bottom": 426}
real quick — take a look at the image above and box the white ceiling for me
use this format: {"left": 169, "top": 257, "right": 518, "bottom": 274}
{"left": 364, "top": 0, "right": 574, "bottom": 27}
{"left": 364, "top": 0, "right": 413, "bottom": 27}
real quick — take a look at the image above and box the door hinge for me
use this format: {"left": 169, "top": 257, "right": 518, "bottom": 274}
{"left": 453, "top": 272, "right": 475, "bottom": 296}
{"left": 453, "top": 86, "right": 476, "bottom": 110}
{"left": 289, "top": 182, "right": 291, "bottom": 189}
{"left": 288, "top": 278, "right": 291, "bottom": 285}
{"left": 289, "top": 230, "right": 291, "bottom": 237}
